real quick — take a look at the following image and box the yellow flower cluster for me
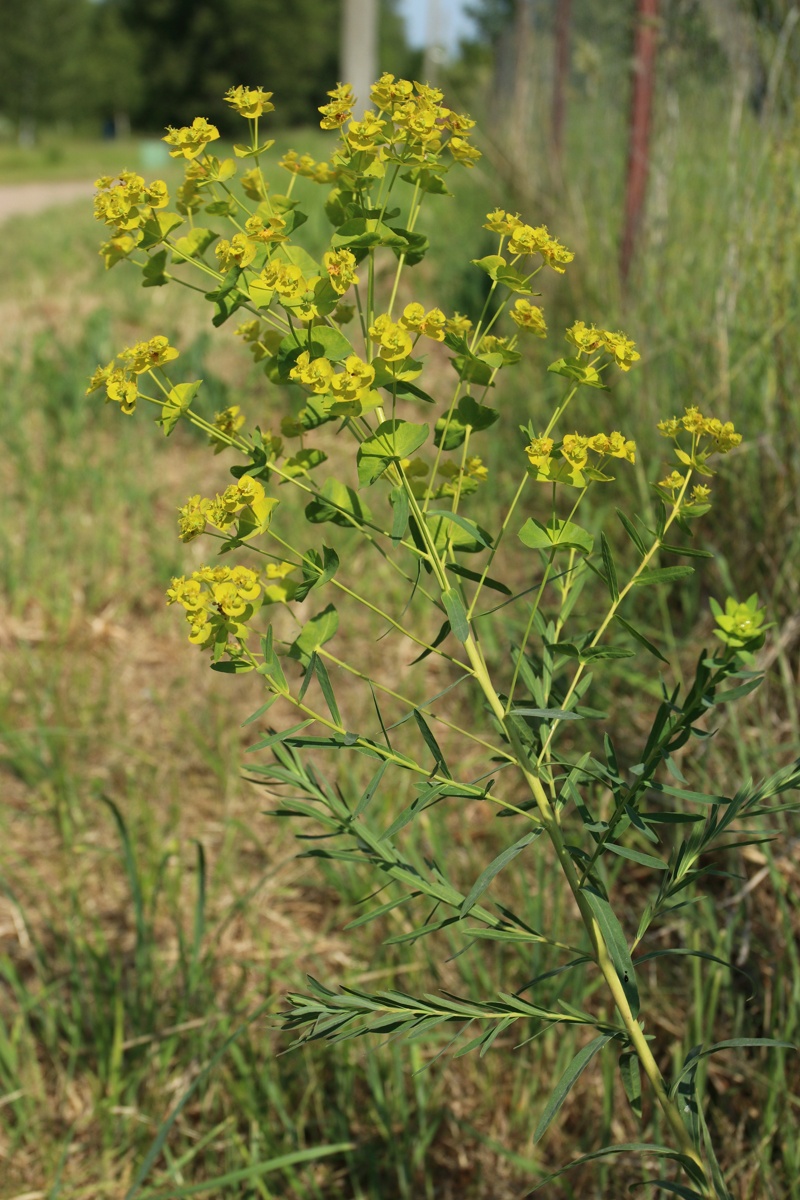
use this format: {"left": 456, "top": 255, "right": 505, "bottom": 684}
{"left": 86, "top": 336, "right": 179, "bottom": 415}
{"left": 657, "top": 406, "right": 741, "bottom": 453}
{"left": 400, "top": 303, "right": 447, "bottom": 341}
{"left": 261, "top": 260, "right": 308, "bottom": 302}
{"left": 163, "top": 116, "right": 220, "bottom": 160}
{"left": 245, "top": 212, "right": 288, "bottom": 245}
{"left": 526, "top": 430, "right": 636, "bottom": 484}
{"left": 289, "top": 352, "right": 375, "bottom": 404}
{"left": 323, "top": 249, "right": 359, "bottom": 295}
{"left": 177, "top": 475, "right": 273, "bottom": 542}
{"left": 484, "top": 210, "right": 574, "bottom": 273}
{"left": 216, "top": 233, "right": 257, "bottom": 272}
{"left": 566, "top": 321, "right": 641, "bottom": 371}
{"left": 510, "top": 298, "right": 547, "bottom": 336}
{"left": 279, "top": 150, "right": 338, "bottom": 184}
{"left": 166, "top": 564, "right": 262, "bottom": 648}
{"left": 94, "top": 172, "right": 171, "bottom": 265}
{"left": 317, "top": 74, "right": 480, "bottom": 169}
{"left": 369, "top": 314, "right": 413, "bottom": 362}
{"left": 319, "top": 83, "right": 356, "bottom": 131}
{"left": 224, "top": 85, "right": 274, "bottom": 120}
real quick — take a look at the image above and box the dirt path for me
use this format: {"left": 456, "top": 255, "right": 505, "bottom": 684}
{"left": 0, "top": 179, "right": 95, "bottom": 223}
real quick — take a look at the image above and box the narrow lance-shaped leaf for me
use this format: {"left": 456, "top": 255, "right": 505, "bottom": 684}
{"left": 442, "top": 588, "right": 470, "bottom": 643}
{"left": 413, "top": 710, "right": 452, "bottom": 778}
{"left": 580, "top": 885, "right": 640, "bottom": 1016}
{"left": 533, "top": 1034, "right": 613, "bottom": 1142}
{"left": 460, "top": 830, "right": 541, "bottom": 917}
{"left": 600, "top": 533, "right": 619, "bottom": 602}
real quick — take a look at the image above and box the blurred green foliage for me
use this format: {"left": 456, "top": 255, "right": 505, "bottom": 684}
{"left": 0, "top": 0, "right": 416, "bottom": 138}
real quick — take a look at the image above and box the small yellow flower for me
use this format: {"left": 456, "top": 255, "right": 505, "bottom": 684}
{"left": 525, "top": 435, "right": 554, "bottom": 470}
{"left": 163, "top": 116, "right": 220, "bottom": 160}
{"left": 690, "top": 484, "right": 711, "bottom": 503}
{"left": 177, "top": 495, "right": 212, "bottom": 542}
{"left": 446, "top": 312, "right": 473, "bottom": 337}
{"left": 369, "top": 314, "right": 412, "bottom": 362}
{"left": 122, "top": 335, "right": 180, "bottom": 374}
{"left": 105, "top": 369, "right": 138, "bottom": 414}
{"left": 566, "top": 321, "right": 604, "bottom": 354}
{"left": 330, "top": 355, "right": 375, "bottom": 401}
{"left": 420, "top": 308, "right": 446, "bottom": 341}
{"left": 510, "top": 298, "right": 547, "bottom": 337}
{"left": 657, "top": 417, "right": 681, "bottom": 437}
{"left": 245, "top": 212, "right": 287, "bottom": 244}
{"left": 323, "top": 248, "right": 359, "bottom": 295}
{"left": 448, "top": 136, "right": 481, "bottom": 167}
{"left": 659, "top": 470, "right": 686, "bottom": 491}
{"left": 400, "top": 302, "right": 425, "bottom": 332}
{"left": 319, "top": 83, "right": 355, "bottom": 130}
{"left": 145, "top": 180, "right": 169, "bottom": 209}
{"left": 290, "top": 351, "right": 334, "bottom": 394}
{"left": 602, "top": 329, "right": 640, "bottom": 371}
{"left": 606, "top": 431, "right": 636, "bottom": 462}
{"left": 346, "top": 111, "right": 386, "bottom": 151}
{"left": 224, "top": 85, "right": 275, "bottom": 119}
{"left": 216, "top": 233, "right": 257, "bottom": 272}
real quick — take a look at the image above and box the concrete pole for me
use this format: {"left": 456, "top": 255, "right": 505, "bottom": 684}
{"left": 341, "top": 0, "right": 379, "bottom": 117}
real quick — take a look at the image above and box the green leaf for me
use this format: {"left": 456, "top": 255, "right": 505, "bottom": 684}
{"left": 357, "top": 420, "right": 429, "bottom": 486}
{"left": 534, "top": 1034, "right": 613, "bottom": 1142}
{"left": 547, "top": 356, "right": 608, "bottom": 389}
{"left": 355, "top": 761, "right": 389, "bottom": 816}
{"left": 390, "top": 487, "right": 409, "bottom": 545}
{"left": 139, "top": 210, "right": 183, "bottom": 250}
{"left": 606, "top": 844, "right": 667, "bottom": 870}
{"left": 460, "top": 831, "right": 540, "bottom": 917}
{"left": 288, "top": 605, "right": 339, "bottom": 666}
{"left": 580, "top": 886, "right": 639, "bottom": 1015}
{"left": 615, "top": 614, "right": 669, "bottom": 664}
{"left": 294, "top": 545, "right": 339, "bottom": 602}
{"left": 134, "top": 1144, "right": 352, "bottom": 1199}
{"left": 660, "top": 542, "right": 714, "bottom": 559}
{"left": 400, "top": 167, "right": 452, "bottom": 195}
{"left": 471, "top": 253, "right": 507, "bottom": 279}
{"left": 313, "top": 655, "right": 342, "bottom": 726}
{"left": 142, "top": 248, "right": 169, "bottom": 287}
{"left": 511, "top": 707, "right": 583, "bottom": 721}
{"left": 171, "top": 227, "right": 218, "bottom": 262}
{"left": 210, "top": 658, "right": 254, "bottom": 674}
{"left": 670, "top": 1038, "right": 796, "bottom": 1096}
{"left": 426, "top": 510, "right": 492, "bottom": 549}
{"left": 525, "top": 1144, "right": 706, "bottom": 1194}
{"left": 446, "top": 563, "right": 511, "bottom": 595}
{"left": 633, "top": 566, "right": 695, "bottom": 587}
{"left": 309, "top": 325, "right": 353, "bottom": 362}
{"left": 409, "top": 618, "right": 451, "bottom": 664}
{"left": 305, "top": 477, "right": 373, "bottom": 528}
{"left": 519, "top": 518, "right": 593, "bottom": 554}
{"left": 441, "top": 588, "right": 470, "bottom": 643}
{"left": 157, "top": 380, "right": 202, "bottom": 435}
{"left": 616, "top": 509, "right": 648, "bottom": 556}
{"left": 635, "top": 1182, "right": 708, "bottom": 1198}
{"left": 413, "top": 710, "right": 451, "bottom": 777}
{"left": 247, "top": 721, "right": 313, "bottom": 752}
{"left": 619, "top": 1049, "right": 642, "bottom": 1118}
{"left": 282, "top": 243, "right": 320, "bottom": 277}
{"left": 600, "top": 533, "right": 619, "bottom": 601}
